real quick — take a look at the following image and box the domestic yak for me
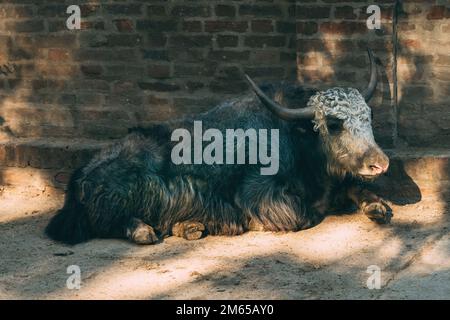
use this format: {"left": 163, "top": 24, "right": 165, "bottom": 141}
{"left": 46, "top": 49, "right": 391, "bottom": 245}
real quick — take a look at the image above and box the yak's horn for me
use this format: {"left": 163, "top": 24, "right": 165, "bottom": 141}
{"left": 361, "top": 48, "right": 378, "bottom": 102}
{"left": 244, "top": 74, "right": 315, "bottom": 120}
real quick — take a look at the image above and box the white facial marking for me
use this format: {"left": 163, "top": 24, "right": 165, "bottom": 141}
{"left": 310, "top": 87, "right": 375, "bottom": 143}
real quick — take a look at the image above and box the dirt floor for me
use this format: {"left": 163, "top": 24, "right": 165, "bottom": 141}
{"left": 0, "top": 186, "right": 449, "bottom": 300}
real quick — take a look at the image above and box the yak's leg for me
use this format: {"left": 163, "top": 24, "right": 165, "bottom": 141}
{"left": 347, "top": 186, "right": 392, "bottom": 223}
{"left": 171, "top": 221, "right": 205, "bottom": 240}
{"left": 125, "top": 217, "right": 159, "bottom": 245}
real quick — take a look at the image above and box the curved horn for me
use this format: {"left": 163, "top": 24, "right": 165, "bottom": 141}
{"left": 361, "top": 48, "right": 378, "bottom": 102}
{"left": 244, "top": 74, "right": 315, "bottom": 120}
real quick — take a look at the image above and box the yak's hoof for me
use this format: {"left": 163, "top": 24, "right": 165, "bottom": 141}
{"left": 127, "top": 219, "right": 159, "bottom": 245}
{"left": 364, "top": 200, "right": 392, "bottom": 224}
{"left": 172, "top": 221, "right": 205, "bottom": 240}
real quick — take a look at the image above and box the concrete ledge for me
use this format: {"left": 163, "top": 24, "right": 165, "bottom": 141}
{"left": 0, "top": 140, "right": 449, "bottom": 205}
{"left": 0, "top": 138, "right": 111, "bottom": 191}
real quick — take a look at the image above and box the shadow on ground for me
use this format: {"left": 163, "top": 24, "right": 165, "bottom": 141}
{"left": 0, "top": 185, "right": 448, "bottom": 299}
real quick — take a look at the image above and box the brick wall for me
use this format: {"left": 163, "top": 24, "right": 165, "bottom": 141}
{"left": 0, "top": 0, "right": 449, "bottom": 188}
{"left": 0, "top": 0, "right": 297, "bottom": 141}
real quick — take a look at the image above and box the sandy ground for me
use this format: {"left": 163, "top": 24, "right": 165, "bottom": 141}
{"left": 0, "top": 186, "right": 449, "bottom": 300}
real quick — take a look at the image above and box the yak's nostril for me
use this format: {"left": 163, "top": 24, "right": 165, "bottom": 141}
{"left": 369, "top": 164, "right": 384, "bottom": 174}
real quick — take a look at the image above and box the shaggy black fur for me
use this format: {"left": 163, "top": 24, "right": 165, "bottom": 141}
{"left": 45, "top": 83, "right": 379, "bottom": 245}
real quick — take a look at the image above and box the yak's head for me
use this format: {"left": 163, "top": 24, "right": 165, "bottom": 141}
{"left": 245, "top": 49, "right": 389, "bottom": 180}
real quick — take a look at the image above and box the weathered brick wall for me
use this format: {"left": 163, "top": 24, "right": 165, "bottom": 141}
{"left": 0, "top": 0, "right": 296, "bottom": 141}
{"left": 0, "top": 0, "right": 449, "bottom": 187}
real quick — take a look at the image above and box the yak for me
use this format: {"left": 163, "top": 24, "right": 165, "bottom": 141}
{"left": 46, "top": 49, "right": 391, "bottom": 245}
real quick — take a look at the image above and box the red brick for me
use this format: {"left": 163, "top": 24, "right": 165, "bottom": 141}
{"left": 400, "top": 39, "right": 422, "bottom": 49}
{"left": 239, "top": 5, "right": 282, "bottom": 17}
{"left": 297, "top": 22, "right": 318, "bottom": 35}
{"left": 138, "top": 81, "right": 180, "bottom": 92}
{"left": 5, "top": 20, "right": 44, "bottom": 33}
{"left": 277, "top": 22, "right": 296, "bottom": 33}
{"left": 136, "top": 20, "right": 178, "bottom": 32}
{"left": 37, "top": 5, "right": 67, "bottom": 18}
{"left": 169, "top": 35, "right": 212, "bottom": 48}
{"left": 171, "top": 6, "right": 211, "bottom": 17}
{"left": 105, "top": 34, "right": 142, "bottom": 47}
{"left": 296, "top": 39, "right": 326, "bottom": 53}
{"left": 427, "top": 6, "right": 445, "bottom": 20}
{"left": 79, "top": 4, "right": 100, "bottom": 16}
{"left": 147, "top": 94, "right": 170, "bottom": 106}
{"left": 174, "top": 64, "right": 217, "bottom": 77}
{"left": 105, "top": 4, "right": 142, "bottom": 15}
{"left": 148, "top": 33, "right": 167, "bottom": 47}
{"left": 296, "top": 6, "right": 330, "bottom": 19}
{"left": 244, "top": 36, "right": 285, "bottom": 48}
{"left": 0, "top": 6, "right": 33, "bottom": 18}
{"left": 217, "top": 35, "right": 239, "bottom": 48}
{"left": 183, "top": 21, "right": 202, "bottom": 32}
{"left": 80, "top": 21, "right": 105, "bottom": 31}
{"left": 319, "top": 22, "right": 366, "bottom": 35}
{"left": 81, "top": 65, "right": 103, "bottom": 77}
{"left": 185, "top": 81, "right": 204, "bottom": 92}
{"left": 335, "top": 6, "right": 357, "bottom": 19}
{"left": 251, "top": 20, "right": 273, "bottom": 33}
{"left": 147, "top": 64, "right": 171, "bottom": 79}
{"left": 205, "top": 21, "right": 248, "bottom": 33}
{"left": 244, "top": 67, "right": 285, "bottom": 78}
{"left": 148, "top": 5, "right": 166, "bottom": 16}
{"left": 114, "top": 19, "right": 134, "bottom": 32}
{"left": 48, "top": 49, "right": 70, "bottom": 61}
{"left": 216, "top": 5, "right": 236, "bottom": 17}
{"left": 208, "top": 50, "right": 249, "bottom": 62}
{"left": 215, "top": 66, "right": 241, "bottom": 80}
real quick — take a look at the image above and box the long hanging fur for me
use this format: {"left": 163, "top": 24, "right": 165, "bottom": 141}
{"left": 45, "top": 169, "right": 93, "bottom": 244}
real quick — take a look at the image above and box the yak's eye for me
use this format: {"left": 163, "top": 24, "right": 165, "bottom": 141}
{"left": 326, "top": 117, "right": 343, "bottom": 133}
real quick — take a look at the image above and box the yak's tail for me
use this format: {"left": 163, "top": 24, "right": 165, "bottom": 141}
{"left": 45, "top": 169, "right": 92, "bottom": 245}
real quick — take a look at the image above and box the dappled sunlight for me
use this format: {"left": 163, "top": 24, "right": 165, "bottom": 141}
{"left": 0, "top": 194, "right": 448, "bottom": 299}
{"left": 297, "top": 51, "right": 334, "bottom": 84}
{"left": 33, "top": 212, "right": 436, "bottom": 299}
{"left": 418, "top": 234, "right": 450, "bottom": 272}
